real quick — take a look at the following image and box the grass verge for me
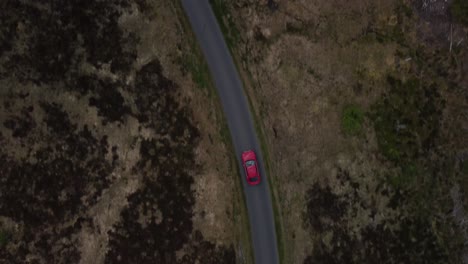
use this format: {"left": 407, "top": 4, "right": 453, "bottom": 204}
{"left": 172, "top": 2, "right": 254, "bottom": 263}
{"left": 209, "top": 0, "right": 240, "bottom": 52}
{"left": 181, "top": 49, "right": 211, "bottom": 91}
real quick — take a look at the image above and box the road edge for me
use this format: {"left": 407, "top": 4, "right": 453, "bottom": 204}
{"left": 172, "top": 2, "right": 255, "bottom": 263}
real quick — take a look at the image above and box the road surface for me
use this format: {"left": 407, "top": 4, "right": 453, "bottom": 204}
{"left": 181, "top": 1, "right": 280, "bottom": 264}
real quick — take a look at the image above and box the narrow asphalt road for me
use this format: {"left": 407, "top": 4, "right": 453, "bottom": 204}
{"left": 181, "top": 1, "right": 280, "bottom": 264}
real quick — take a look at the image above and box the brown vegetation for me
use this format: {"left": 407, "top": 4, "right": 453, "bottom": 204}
{"left": 0, "top": 1, "right": 243, "bottom": 263}
{"left": 215, "top": 0, "right": 468, "bottom": 263}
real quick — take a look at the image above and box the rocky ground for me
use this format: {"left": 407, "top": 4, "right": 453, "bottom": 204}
{"left": 0, "top": 1, "right": 247, "bottom": 263}
{"left": 212, "top": 0, "right": 468, "bottom": 263}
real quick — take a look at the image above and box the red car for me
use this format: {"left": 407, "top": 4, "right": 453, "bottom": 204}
{"left": 242, "top": 150, "right": 261, "bottom": 185}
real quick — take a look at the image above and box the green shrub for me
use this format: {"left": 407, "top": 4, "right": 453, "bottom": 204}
{"left": 462, "top": 160, "right": 468, "bottom": 175}
{"left": 0, "top": 230, "right": 9, "bottom": 247}
{"left": 341, "top": 105, "right": 364, "bottom": 135}
{"left": 372, "top": 76, "right": 443, "bottom": 163}
{"left": 452, "top": 0, "right": 468, "bottom": 25}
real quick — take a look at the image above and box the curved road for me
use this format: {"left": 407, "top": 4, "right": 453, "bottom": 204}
{"left": 181, "top": 1, "right": 280, "bottom": 264}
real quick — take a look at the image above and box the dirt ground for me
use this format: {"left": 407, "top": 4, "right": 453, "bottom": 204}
{"left": 214, "top": 0, "right": 468, "bottom": 263}
{"left": 0, "top": 1, "right": 246, "bottom": 263}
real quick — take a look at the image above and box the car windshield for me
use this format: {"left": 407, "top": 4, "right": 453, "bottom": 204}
{"left": 245, "top": 160, "right": 255, "bottom": 167}
{"left": 250, "top": 177, "right": 258, "bottom": 182}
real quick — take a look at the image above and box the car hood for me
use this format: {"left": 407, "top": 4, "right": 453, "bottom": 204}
{"left": 242, "top": 151, "right": 256, "bottom": 161}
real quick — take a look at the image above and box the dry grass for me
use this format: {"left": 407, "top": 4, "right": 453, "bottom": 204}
{"left": 214, "top": 0, "right": 468, "bottom": 263}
